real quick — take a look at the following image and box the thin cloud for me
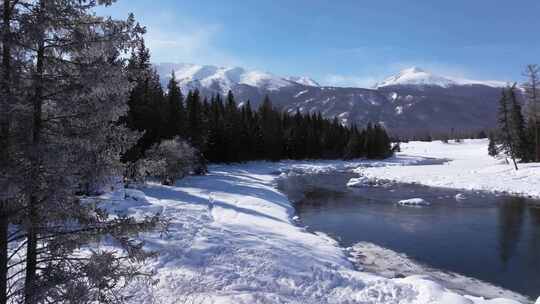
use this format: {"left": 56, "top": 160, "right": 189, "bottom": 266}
{"left": 323, "top": 74, "right": 379, "bottom": 88}
{"left": 144, "top": 23, "right": 242, "bottom": 67}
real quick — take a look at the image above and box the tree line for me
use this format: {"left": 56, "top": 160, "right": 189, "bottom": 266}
{"left": 489, "top": 65, "right": 540, "bottom": 169}
{"left": 121, "top": 42, "right": 394, "bottom": 171}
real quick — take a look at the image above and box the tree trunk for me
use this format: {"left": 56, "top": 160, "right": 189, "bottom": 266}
{"left": 25, "top": 3, "right": 45, "bottom": 300}
{"left": 527, "top": 66, "right": 540, "bottom": 162}
{"left": 0, "top": 212, "right": 7, "bottom": 304}
{"left": 511, "top": 156, "right": 518, "bottom": 171}
{"left": 534, "top": 114, "right": 540, "bottom": 162}
{"left": 0, "top": 1, "right": 12, "bottom": 302}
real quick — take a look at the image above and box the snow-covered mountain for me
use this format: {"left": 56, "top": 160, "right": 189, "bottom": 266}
{"left": 155, "top": 63, "right": 507, "bottom": 136}
{"left": 154, "top": 63, "right": 320, "bottom": 95}
{"left": 375, "top": 67, "right": 506, "bottom": 89}
{"left": 284, "top": 76, "right": 321, "bottom": 87}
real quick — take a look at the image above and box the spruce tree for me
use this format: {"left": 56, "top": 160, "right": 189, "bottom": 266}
{"left": 205, "top": 94, "right": 226, "bottom": 162}
{"left": 498, "top": 87, "right": 519, "bottom": 170}
{"left": 123, "top": 41, "right": 167, "bottom": 163}
{"left": 165, "top": 71, "right": 185, "bottom": 139}
{"left": 523, "top": 64, "right": 540, "bottom": 162}
{"left": 223, "top": 91, "right": 242, "bottom": 162}
{"left": 0, "top": 1, "right": 24, "bottom": 301}
{"left": 344, "top": 126, "right": 362, "bottom": 159}
{"left": 508, "top": 84, "right": 530, "bottom": 162}
{"left": 259, "top": 95, "right": 283, "bottom": 161}
{"left": 186, "top": 89, "right": 206, "bottom": 150}
{"left": 488, "top": 132, "right": 499, "bottom": 157}
{"left": 3, "top": 2, "right": 159, "bottom": 303}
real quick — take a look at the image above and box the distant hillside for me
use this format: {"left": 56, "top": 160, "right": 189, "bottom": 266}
{"left": 155, "top": 63, "right": 508, "bottom": 136}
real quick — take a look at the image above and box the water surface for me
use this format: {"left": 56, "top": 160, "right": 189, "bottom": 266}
{"left": 279, "top": 172, "right": 540, "bottom": 300}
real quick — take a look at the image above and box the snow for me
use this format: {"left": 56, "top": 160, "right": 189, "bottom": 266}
{"left": 241, "top": 70, "right": 292, "bottom": 91}
{"left": 156, "top": 63, "right": 319, "bottom": 94}
{"left": 375, "top": 67, "right": 506, "bottom": 88}
{"left": 103, "top": 157, "right": 530, "bottom": 303}
{"left": 455, "top": 193, "right": 467, "bottom": 201}
{"left": 376, "top": 67, "right": 456, "bottom": 88}
{"left": 397, "top": 198, "right": 431, "bottom": 206}
{"left": 347, "top": 242, "right": 527, "bottom": 302}
{"left": 294, "top": 89, "right": 309, "bottom": 98}
{"left": 346, "top": 176, "right": 370, "bottom": 187}
{"left": 359, "top": 139, "right": 540, "bottom": 198}
{"left": 286, "top": 76, "right": 321, "bottom": 87}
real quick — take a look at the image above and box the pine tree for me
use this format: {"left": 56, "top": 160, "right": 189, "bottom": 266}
{"left": 344, "top": 126, "right": 362, "bottom": 159}
{"left": 223, "top": 91, "right": 242, "bottom": 162}
{"left": 523, "top": 64, "right": 540, "bottom": 162}
{"left": 373, "top": 124, "right": 392, "bottom": 159}
{"left": 488, "top": 132, "right": 499, "bottom": 157}
{"left": 205, "top": 94, "right": 225, "bottom": 162}
{"left": 508, "top": 84, "right": 530, "bottom": 162}
{"left": 239, "top": 101, "right": 256, "bottom": 160}
{"left": 259, "top": 95, "right": 283, "bottom": 161}
{"left": 164, "top": 71, "right": 185, "bottom": 139}
{"left": 186, "top": 89, "right": 206, "bottom": 150}
{"left": 122, "top": 41, "right": 167, "bottom": 163}
{"left": 498, "top": 87, "right": 519, "bottom": 170}
{"left": 0, "top": 1, "right": 24, "bottom": 301}
{"left": 2, "top": 2, "right": 159, "bottom": 303}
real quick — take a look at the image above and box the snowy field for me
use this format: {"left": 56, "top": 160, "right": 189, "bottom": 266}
{"left": 101, "top": 140, "right": 540, "bottom": 303}
{"left": 359, "top": 139, "right": 540, "bottom": 198}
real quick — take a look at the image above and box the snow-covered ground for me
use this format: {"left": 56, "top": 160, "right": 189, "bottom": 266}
{"left": 100, "top": 141, "right": 540, "bottom": 303}
{"left": 359, "top": 139, "right": 540, "bottom": 198}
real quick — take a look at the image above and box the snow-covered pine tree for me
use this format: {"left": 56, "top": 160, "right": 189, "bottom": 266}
{"left": 498, "top": 86, "right": 519, "bottom": 170}
{"left": 1, "top": 1, "right": 161, "bottom": 303}
{"left": 523, "top": 64, "right": 540, "bottom": 162}
{"left": 508, "top": 84, "right": 531, "bottom": 162}
{"left": 488, "top": 132, "right": 499, "bottom": 157}
{"left": 0, "top": 1, "right": 28, "bottom": 302}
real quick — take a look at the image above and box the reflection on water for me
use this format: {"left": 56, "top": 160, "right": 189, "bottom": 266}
{"left": 498, "top": 198, "right": 525, "bottom": 267}
{"left": 279, "top": 172, "right": 540, "bottom": 300}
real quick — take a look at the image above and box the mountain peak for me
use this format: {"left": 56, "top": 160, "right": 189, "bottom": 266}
{"left": 375, "top": 67, "right": 506, "bottom": 89}
{"left": 401, "top": 66, "right": 426, "bottom": 74}
{"left": 154, "top": 62, "right": 321, "bottom": 94}
{"left": 375, "top": 67, "right": 455, "bottom": 88}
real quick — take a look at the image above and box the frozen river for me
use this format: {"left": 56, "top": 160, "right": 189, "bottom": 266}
{"left": 280, "top": 171, "right": 540, "bottom": 301}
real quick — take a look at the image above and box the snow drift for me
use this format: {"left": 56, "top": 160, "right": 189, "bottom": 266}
{"left": 104, "top": 158, "right": 529, "bottom": 303}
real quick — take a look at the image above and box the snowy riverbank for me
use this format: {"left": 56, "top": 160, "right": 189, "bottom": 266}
{"left": 101, "top": 153, "right": 536, "bottom": 303}
{"left": 359, "top": 139, "right": 540, "bottom": 198}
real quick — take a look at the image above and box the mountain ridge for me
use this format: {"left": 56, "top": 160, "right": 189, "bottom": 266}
{"left": 374, "top": 67, "right": 507, "bottom": 89}
{"left": 154, "top": 62, "right": 507, "bottom": 136}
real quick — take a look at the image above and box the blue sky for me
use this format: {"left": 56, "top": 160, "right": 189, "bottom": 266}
{"left": 98, "top": 0, "right": 540, "bottom": 87}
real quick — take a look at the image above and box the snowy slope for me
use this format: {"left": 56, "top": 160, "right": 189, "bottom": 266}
{"left": 359, "top": 139, "right": 540, "bottom": 198}
{"left": 154, "top": 63, "right": 319, "bottom": 94}
{"left": 99, "top": 156, "right": 533, "bottom": 303}
{"left": 375, "top": 67, "right": 506, "bottom": 88}
{"left": 285, "top": 76, "right": 321, "bottom": 87}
